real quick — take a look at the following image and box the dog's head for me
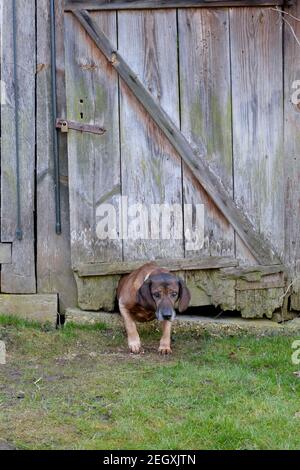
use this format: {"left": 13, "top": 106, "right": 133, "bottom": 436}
{"left": 137, "top": 272, "right": 191, "bottom": 321}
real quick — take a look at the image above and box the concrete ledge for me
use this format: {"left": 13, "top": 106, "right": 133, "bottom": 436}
{"left": 66, "top": 308, "right": 122, "bottom": 327}
{"left": 0, "top": 294, "right": 58, "bottom": 324}
{"left": 65, "top": 308, "right": 300, "bottom": 336}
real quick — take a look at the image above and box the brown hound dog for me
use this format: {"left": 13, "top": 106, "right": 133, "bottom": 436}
{"left": 117, "top": 263, "right": 191, "bottom": 354}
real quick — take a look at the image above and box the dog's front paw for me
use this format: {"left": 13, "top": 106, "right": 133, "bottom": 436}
{"left": 158, "top": 344, "right": 172, "bottom": 355}
{"left": 128, "top": 339, "right": 142, "bottom": 354}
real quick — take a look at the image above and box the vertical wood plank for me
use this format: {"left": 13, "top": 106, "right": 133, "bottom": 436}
{"left": 178, "top": 8, "right": 234, "bottom": 258}
{"left": 36, "top": 0, "right": 77, "bottom": 311}
{"left": 118, "top": 10, "right": 184, "bottom": 261}
{"left": 0, "top": 0, "right": 2, "bottom": 275}
{"left": 1, "top": 0, "right": 36, "bottom": 293}
{"left": 283, "top": 1, "right": 300, "bottom": 306}
{"left": 64, "top": 11, "right": 122, "bottom": 267}
{"left": 230, "top": 7, "right": 284, "bottom": 265}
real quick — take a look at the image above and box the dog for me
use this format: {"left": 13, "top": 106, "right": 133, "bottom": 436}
{"left": 117, "top": 263, "right": 191, "bottom": 354}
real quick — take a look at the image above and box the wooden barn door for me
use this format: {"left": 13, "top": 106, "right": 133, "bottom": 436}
{"left": 64, "top": 12, "right": 123, "bottom": 269}
{"left": 64, "top": 9, "right": 185, "bottom": 269}
{"left": 63, "top": 2, "right": 284, "bottom": 279}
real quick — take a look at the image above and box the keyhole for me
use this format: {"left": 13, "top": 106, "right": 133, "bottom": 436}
{"left": 80, "top": 99, "right": 84, "bottom": 119}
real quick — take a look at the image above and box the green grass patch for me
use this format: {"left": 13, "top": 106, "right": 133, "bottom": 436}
{"left": 0, "top": 320, "right": 299, "bottom": 450}
{"left": 0, "top": 314, "right": 44, "bottom": 330}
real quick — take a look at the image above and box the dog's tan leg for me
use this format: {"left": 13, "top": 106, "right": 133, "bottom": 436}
{"left": 159, "top": 321, "right": 172, "bottom": 355}
{"left": 119, "top": 302, "right": 141, "bottom": 353}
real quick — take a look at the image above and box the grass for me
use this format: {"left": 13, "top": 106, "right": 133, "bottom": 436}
{"left": 0, "top": 314, "right": 300, "bottom": 450}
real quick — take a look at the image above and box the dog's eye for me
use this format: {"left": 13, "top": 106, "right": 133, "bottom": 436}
{"left": 171, "top": 292, "right": 178, "bottom": 298}
{"left": 153, "top": 292, "right": 161, "bottom": 299}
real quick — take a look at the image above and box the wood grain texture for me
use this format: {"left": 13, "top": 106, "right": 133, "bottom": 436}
{"left": 221, "top": 264, "right": 285, "bottom": 280}
{"left": 178, "top": 8, "right": 234, "bottom": 258}
{"left": 118, "top": 9, "right": 184, "bottom": 260}
{"left": 65, "top": 1, "right": 285, "bottom": 11}
{"left": 36, "top": 0, "right": 77, "bottom": 312}
{"left": 230, "top": 7, "right": 284, "bottom": 265}
{"left": 0, "top": 244, "right": 12, "bottom": 265}
{"left": 1, "top": 0, "right": 36, "bottom": 293}
{"left": 283, "top": 0, "right": 300, "bottom": 307}
{"left": 64, "top": 11, "right": 122, "bottom": 267}
{"left": 75, "top": 256, "right": 238, "bottom": 276}
{"left": 74, "top": 9, "right": 280, "bottom": 265}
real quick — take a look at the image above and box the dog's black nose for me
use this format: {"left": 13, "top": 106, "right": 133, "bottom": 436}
{"left": 163, "top": 313, "right": 172, "bottom": 320}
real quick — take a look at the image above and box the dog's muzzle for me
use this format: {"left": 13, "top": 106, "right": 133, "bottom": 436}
{"left": 156, "top": 308, "right": 176, "bottom": 322}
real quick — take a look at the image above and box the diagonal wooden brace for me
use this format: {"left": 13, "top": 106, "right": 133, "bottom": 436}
{"left": 72, "top": 9, "right": 281, "bottom": 266}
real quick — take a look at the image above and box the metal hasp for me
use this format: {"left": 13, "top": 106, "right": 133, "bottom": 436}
{"left": 50, "top": 0, "right": 62, "bottom": 234}
{"left": 56, "top": 118, "right": 106, "bottom": 135}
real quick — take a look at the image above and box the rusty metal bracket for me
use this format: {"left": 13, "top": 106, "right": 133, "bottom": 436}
{"left": 56, "top": 118, "right": 106, "bottom": 135}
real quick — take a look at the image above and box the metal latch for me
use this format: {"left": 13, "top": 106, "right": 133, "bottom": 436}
{"left": 60, "top": 120, "right": 69, "bottom": 133}
{"left": 56, "top": 118, "right": 106, "bottom": 135}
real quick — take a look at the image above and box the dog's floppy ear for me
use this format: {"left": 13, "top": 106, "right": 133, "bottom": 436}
{"left": 178, "top": 278, "right": 191, "bottom": 313}
{"left": 137, "top": 279, "right": 156, "bottom": 310}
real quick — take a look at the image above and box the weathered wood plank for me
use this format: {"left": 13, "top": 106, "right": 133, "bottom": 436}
{"left": 73, "top": 9, "right": 280, "bottom": 265}
{"left": 230, "top": 7, "right": 284, "bottom": 265}
{"left": 221, "top": 264, "right": 286, "bottom": 280}
{"left": 65, "top": 1, "right": 285, "bottom": 12}
{"left": 118, "top": 10, "right": 184, "bottom": 260}
{"left": 1, "top": 0, "right": 36, "bottom": 293}
{"left": 0, "top": 244, "right": 12, "bottom": 265}
{"left": 236, "top": 280, "right": 285, "bottom": 291}
{"left": 178, "top": 8, "right": 234, "bottom": 258}
{"left": 283, "top": 0, "right": 300, "bottom": 309}
{"left": 64, "top": 11, "right": 122, "bottom": 267}
{"left": 0, "top": 294, "right": 58, "bottom": 323}
{"left": 36, "top": 0, "right": 77, "bottom": 312}
{"left": 75, "top": 256, "right": 238, "bottom": 276}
